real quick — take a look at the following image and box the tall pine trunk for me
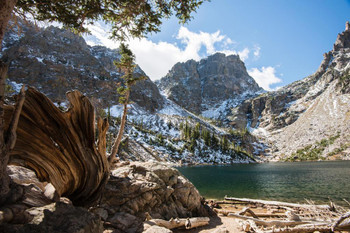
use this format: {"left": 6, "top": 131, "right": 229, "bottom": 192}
{"left": 0, "top": 0, "right": 17, "bottom": 51}
{"left": 109, "top": 89, "right": 130, "bottom": 164}
{"left": 0, "top": 0, "right": 22, "bottom": 204}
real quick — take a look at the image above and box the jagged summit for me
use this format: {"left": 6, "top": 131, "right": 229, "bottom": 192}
{"left": 158, "top": 52, "right": 262, "bottom": 119}
{"left": 334, "top": 21, "right": 350, "bottom": 51}
{"left": 317, "top": 21, "right": 350, "bottom": 76}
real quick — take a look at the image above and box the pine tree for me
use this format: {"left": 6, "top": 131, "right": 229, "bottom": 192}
{"left": 192, "top": 122, "right": 200, "bottom": 139}
{"left": 220, "top": 136, "right": 229, "bottom": 152}
{"left": 211, "top": 133, "right": 218, "bottom": 149}
{"left": 110, "top": 43, "right": 146, "bottom": 161}
{"left": 201, "top": 128, "right": 211, "bottom": 146}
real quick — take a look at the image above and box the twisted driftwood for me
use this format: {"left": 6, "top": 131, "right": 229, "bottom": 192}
{"left": 146, "top": 217, "right": 210, "bottom": 230}
{"left": 4, "top": 87, "right": 110, "bottom": 206}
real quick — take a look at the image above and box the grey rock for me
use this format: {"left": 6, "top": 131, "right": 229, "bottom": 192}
{"left": 108, "top": 212, "right": 141, "bottom": 233}
{"left": 0, "top": 202, "right": 103, "bottom": 233}
{"left": 1, "top": 20, "right": 163, "bottom": 113}
{"left": 91, "top": 207, "right": 109, "bottom": 221}
{"left": 158, "top": 53, "right": 262, "bottom": 117}
{"left": 100, "top": 161, "right": 208, "bottom": 233}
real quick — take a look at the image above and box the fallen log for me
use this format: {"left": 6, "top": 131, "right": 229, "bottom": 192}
{"left": 147, "top": 217, "right": 210, "bottom": 229}
{"left": 260, "top": 212, "right": 350, "bottom": 232}
{"left": 227, "top": 213, "right": 317, "bottom": 227}
{"left": 224, "top": 196, "right": 330, "bottom": 210}
{"left": 214, "top": 208, "right": 286, "bottom": 218}
{"left": 4, "top": 87, "right": 110, "bottom": 206}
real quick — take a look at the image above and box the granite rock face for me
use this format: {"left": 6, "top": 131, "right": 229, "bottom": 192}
{"left": 229, "top": 22, "right": 350, "bottom": 160}
{"left": 1, "top": 21, "right": 163, "bottom": 112}
{"left": 158, "top": 53, "right": 262, "bottom": 118}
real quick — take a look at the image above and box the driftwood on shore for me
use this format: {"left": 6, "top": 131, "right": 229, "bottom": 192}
{"left": 227, "top": 213, "right": 317, "bottom": 227}
{"left": 4, "top": 87, "right": 110, "bottom": 206}
{"left": 219, "top": 196, "right": 350, "bottom": 233}
{"left": 224, "top": 196, "right": 330, "bottom": 210}
{"left": 144, "top": 217, "right": 210, "bottom": 230}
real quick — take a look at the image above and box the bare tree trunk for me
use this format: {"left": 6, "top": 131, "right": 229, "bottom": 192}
{"left": 0, "top": 0, "right": 17, "bottom": 51}
{"left": 0, "top": 0, "right": 18, "bottom": 204}
{"left": 0, "top": 62, "right": 25, "bottom": 203}
{"left": 109, "top": 90, "right": 130, "bottom": 164}
{"left": 0, "top": 61, "right": 9, "bottom": 202}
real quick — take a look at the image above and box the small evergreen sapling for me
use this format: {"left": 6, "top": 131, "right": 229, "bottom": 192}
{"left": 109, "top": 43, "right": 146, "bottom": 163}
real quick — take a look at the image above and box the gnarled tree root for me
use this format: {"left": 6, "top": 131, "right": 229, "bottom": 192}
{"left": 4, "top": 87, "right": 110, "bottom": 206}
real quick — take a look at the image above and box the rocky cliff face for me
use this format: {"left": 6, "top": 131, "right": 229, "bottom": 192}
{"left": 1, "top": 21, "right": 163, "bottom": 113}
{"left": 157, "top": 53, "right": 262, "bottom": 119}
{"left": 230, "top": 22, "right": 350, "bottom": 160}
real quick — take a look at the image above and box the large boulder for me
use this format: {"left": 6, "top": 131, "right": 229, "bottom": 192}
{"left": 100, "top": 162, "right": 209, "bottom": 232}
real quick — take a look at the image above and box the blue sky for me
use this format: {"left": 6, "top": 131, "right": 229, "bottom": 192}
{"left": 85, "top": 0, "right": 350, "bottom": 90}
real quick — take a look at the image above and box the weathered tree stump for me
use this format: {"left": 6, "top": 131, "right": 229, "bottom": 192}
{"left": 4, "top": 87, "right": 110, "bottom": 206}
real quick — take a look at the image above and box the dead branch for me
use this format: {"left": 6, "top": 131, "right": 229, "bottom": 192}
{"left": 5, "top": 85, "right": 26, "bottom": 151}
{"left": 238, "top": 207, "right": 259, "bottom": 219}
{"left": 214, "top": 208, "right": 286, "bottom": 218}
{"left": 332, "top": 211, "right": 350, "bottom": 231}
{"left": 343, "top": 199, "right": 350, "bottom": 207}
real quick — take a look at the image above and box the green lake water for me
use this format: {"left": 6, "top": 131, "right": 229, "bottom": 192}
{"left": 177, "top": 161, "right": 350, "bottom": 205}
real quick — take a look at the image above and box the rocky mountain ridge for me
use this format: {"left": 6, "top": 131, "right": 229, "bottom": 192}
{"left": 229, "top": 22, "right": 350, "bottom": 161}
{"left": 1, "top": 20, "right": 163, "bottom": 113}
{"left": 157, "top": 53, "right": 262, "bottom": 120}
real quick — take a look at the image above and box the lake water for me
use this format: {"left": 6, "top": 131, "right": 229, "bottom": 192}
{"left": 177, "top": 161, "right": 350, "bottom": 205}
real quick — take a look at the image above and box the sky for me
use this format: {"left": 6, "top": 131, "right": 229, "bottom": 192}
{"left": 84, "top": 0, "right": 350, "bottom": 91}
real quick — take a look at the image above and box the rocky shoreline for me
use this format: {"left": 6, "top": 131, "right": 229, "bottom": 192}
{"left": 1, "top": 161, "right": 212, "bottom": 233}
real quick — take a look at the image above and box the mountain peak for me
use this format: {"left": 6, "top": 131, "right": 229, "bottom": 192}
{"left": 158, "top": 53, "right": 262, "bottom": 118}
{"left": 333, "top": 21, "right": 350, "bottom": 51}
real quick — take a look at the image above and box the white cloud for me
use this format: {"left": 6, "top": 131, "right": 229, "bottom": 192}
{"left": 224, "top": 38, "right": 235, "bottom": 46}
{"left": 176, "top": 26, "right": 225, "bottom": 57}
{"left": 238, "top": 48, "right": 250, "bottom": 61}
{"left": 248, "top": 66, "right": 282, "bottom": 91}
{"left": 128, "top": 39, "right": 185, "bottom": 80}
{"left": 84, "top": 23, "right": 261, "bottom": 81}
{"left": 217, "top": 48, "right": 250, "bottom": 61}
{"left": 85, "top": 22, "right": 119, "bottom": 49}
{"left": 253, "top": 46, "right": 261, "bottom": 59}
